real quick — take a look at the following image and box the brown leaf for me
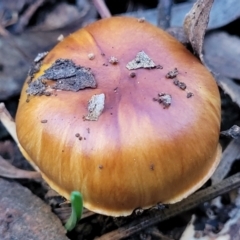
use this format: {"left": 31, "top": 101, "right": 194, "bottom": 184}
{"left": 216, "top": 76, "right": 240, "bottom": 108}
{"left": 183, "top": 0, "right": 214, "bottom": 61}
{"left": 0, "top": 178, "right": 69, "bottom": 240}
{"left": 0, "top": 155, "right": 41, "bottom": 179}
{"left": 204, "top": 31, "right": 240, "bottom": 80}
{"left": 31, "top": 2, "right": 88, "bottom": 31}
{"left": 221, "top": 125, "right": 240, "bottom": 140}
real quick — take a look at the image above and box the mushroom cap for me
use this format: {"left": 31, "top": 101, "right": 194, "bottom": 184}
{"left": 16, "top": 17, "right": 221, "bottom": 216}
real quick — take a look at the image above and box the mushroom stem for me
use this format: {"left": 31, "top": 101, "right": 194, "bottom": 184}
{"left": 92, "top": 0, "right": 112, "bottom": 18}
{"left": 65, "top": 191, "right": 83, "bottom": 231}
{"left": 0, "top": 102, "right": 19, "bottom": 144}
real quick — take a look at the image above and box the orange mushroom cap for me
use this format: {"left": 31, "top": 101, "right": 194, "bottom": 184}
{"left": 16, "top": 16, "right": 221, "bottom": 216}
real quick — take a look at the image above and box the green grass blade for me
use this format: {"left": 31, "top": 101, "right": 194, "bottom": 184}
{"left": 65, "top": 191, "right": 83, "bottom": 231}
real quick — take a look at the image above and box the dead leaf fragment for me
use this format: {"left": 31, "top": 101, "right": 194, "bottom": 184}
{"left": 221, "top": 125, "right": 240, "bottom": 139}
{"left": 183, "top": 0, "right": 214, "bottom": 61}
{"left": 0, "top": 155, "right": 41, "bottom": 179}
{"left": 0, "top": 178, "right": 68, "bottom": 240}
{"left": 216, "top": 76, "right": 240, "bottom": 108}
{"left": 84, "top": 93, "right": 105, "bottom": 121}
{"left": 204, "top": 32, "right": 240, "bottom": 80}
{"left": 126, "top": 51, "right": 156, "bottom": 70}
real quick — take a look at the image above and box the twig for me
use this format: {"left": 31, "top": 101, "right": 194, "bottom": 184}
{"left": 96, "top": 172, "right": 240, "bottom": 239}
{"left": 146, "top": 227, "right": 174, "bottom": 240}
{"left": 0, "top": 25, "right": 31, "bottom": 62}
{"left": 92, "top": 0, "right": 111, "bottom": 18}
{"left": 0, "top": 155, "right": 41, "bottom": 179}
{"left": 0, "top": 103, "right": 39, "bottom": 171}
{"left": 211, "top": 139, "right": 240, "bottom": 184}
{"left": 0, "top": 103, "right": 19, "bottom": 144}
{"left": 13, "top": 0, "right": 46, "bottom": 33}
{"left": 157, "top": 0, "right": 173, "bottom": 29}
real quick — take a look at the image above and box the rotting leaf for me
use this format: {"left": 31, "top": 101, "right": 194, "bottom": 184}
{"left": 0, "top": 155, "right": 41, "bottom": 179}
{"left": 0, "top": 178, "right": 68, "bottom": 240}
{"left": 126, "top": 51, "right": 156, "bottom": 70}
{"left": 221, "top": 125, "right": 240, "bottom": 139}
{"left": 204, "top": 32, "right": 240, "bottom": 80}
{"left": 26, "top": 59, "right": 97, "bottom": 95}
{"left": 183, "top": 0, "right": 214, "bottom": 61}
{"left": 84, "top": 93, "right": 105, "bottom": 121}
{"left": 216, "top": 76, "right": 240, "bottom": 108}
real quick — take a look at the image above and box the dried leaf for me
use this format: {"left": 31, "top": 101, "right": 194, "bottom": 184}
{"left": 216, "top": 76, "right": 240, "bottom": 108}
{"left": 0, "top": 155, "right": 41, "bottom": 179}
{"left": 34, "top": 3, "right": 82, "bottom": 31}
{"left": 204, "top": 32, "right": 240, "bottom": 80}
{"left": 0, "top": 178, "right": 68, "bottom": 240}
{"left": 166, "top": 27, "right": 189, "bottom": 45}
{"left": 0, "top": 103, "right": 18, "bottom": 144}
{"left": 180, "top": 190, "right": 240, "bottom": 240}
{"left": 183, "top": 0, "right": 214, "bottom": 61}
{"left": 221, "top": 125, "right": 240, "bottom": 139}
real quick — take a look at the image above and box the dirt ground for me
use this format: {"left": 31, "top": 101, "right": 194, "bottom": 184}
{"left": 0, "top": 0, "right": 240, "bottom": 239}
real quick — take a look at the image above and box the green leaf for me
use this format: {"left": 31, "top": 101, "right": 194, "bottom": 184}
{"left": 65, "top": 191, "right": 83, "bottom": 231}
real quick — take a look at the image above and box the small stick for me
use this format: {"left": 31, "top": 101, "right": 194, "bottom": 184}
{"left": 0, "top": 103, "right": 39, "bottom": 171}
{"left": 211, "top": 139, "right": 240, "bottom": 184}
{"left": 0, "top": 103, "right": 19, "bottom": 144}
{"left": 92, "top": 0, "right": 111, "bottom": 18}
{"left": 157, "top": 0, "right": 173, "bottom": 29}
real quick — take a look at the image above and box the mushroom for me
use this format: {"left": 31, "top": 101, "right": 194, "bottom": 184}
{"left": 15, "top": 16, "right": 221, "bottom": 217}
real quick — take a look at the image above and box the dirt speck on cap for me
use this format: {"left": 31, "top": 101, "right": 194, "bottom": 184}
{"left": 153, "top": 93, "right": 172, "bottom": 109}
{"left": 187, "top": 92, "right": 194, "bottom": 98}
{"left": 166, "top": 68, "right": 178, "bottom": 78}
{"left": 88, "top": 53, "right": 95, "bottom": 60}
{"left": 109, "top": 56, "right": 118, "bottom": 64}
